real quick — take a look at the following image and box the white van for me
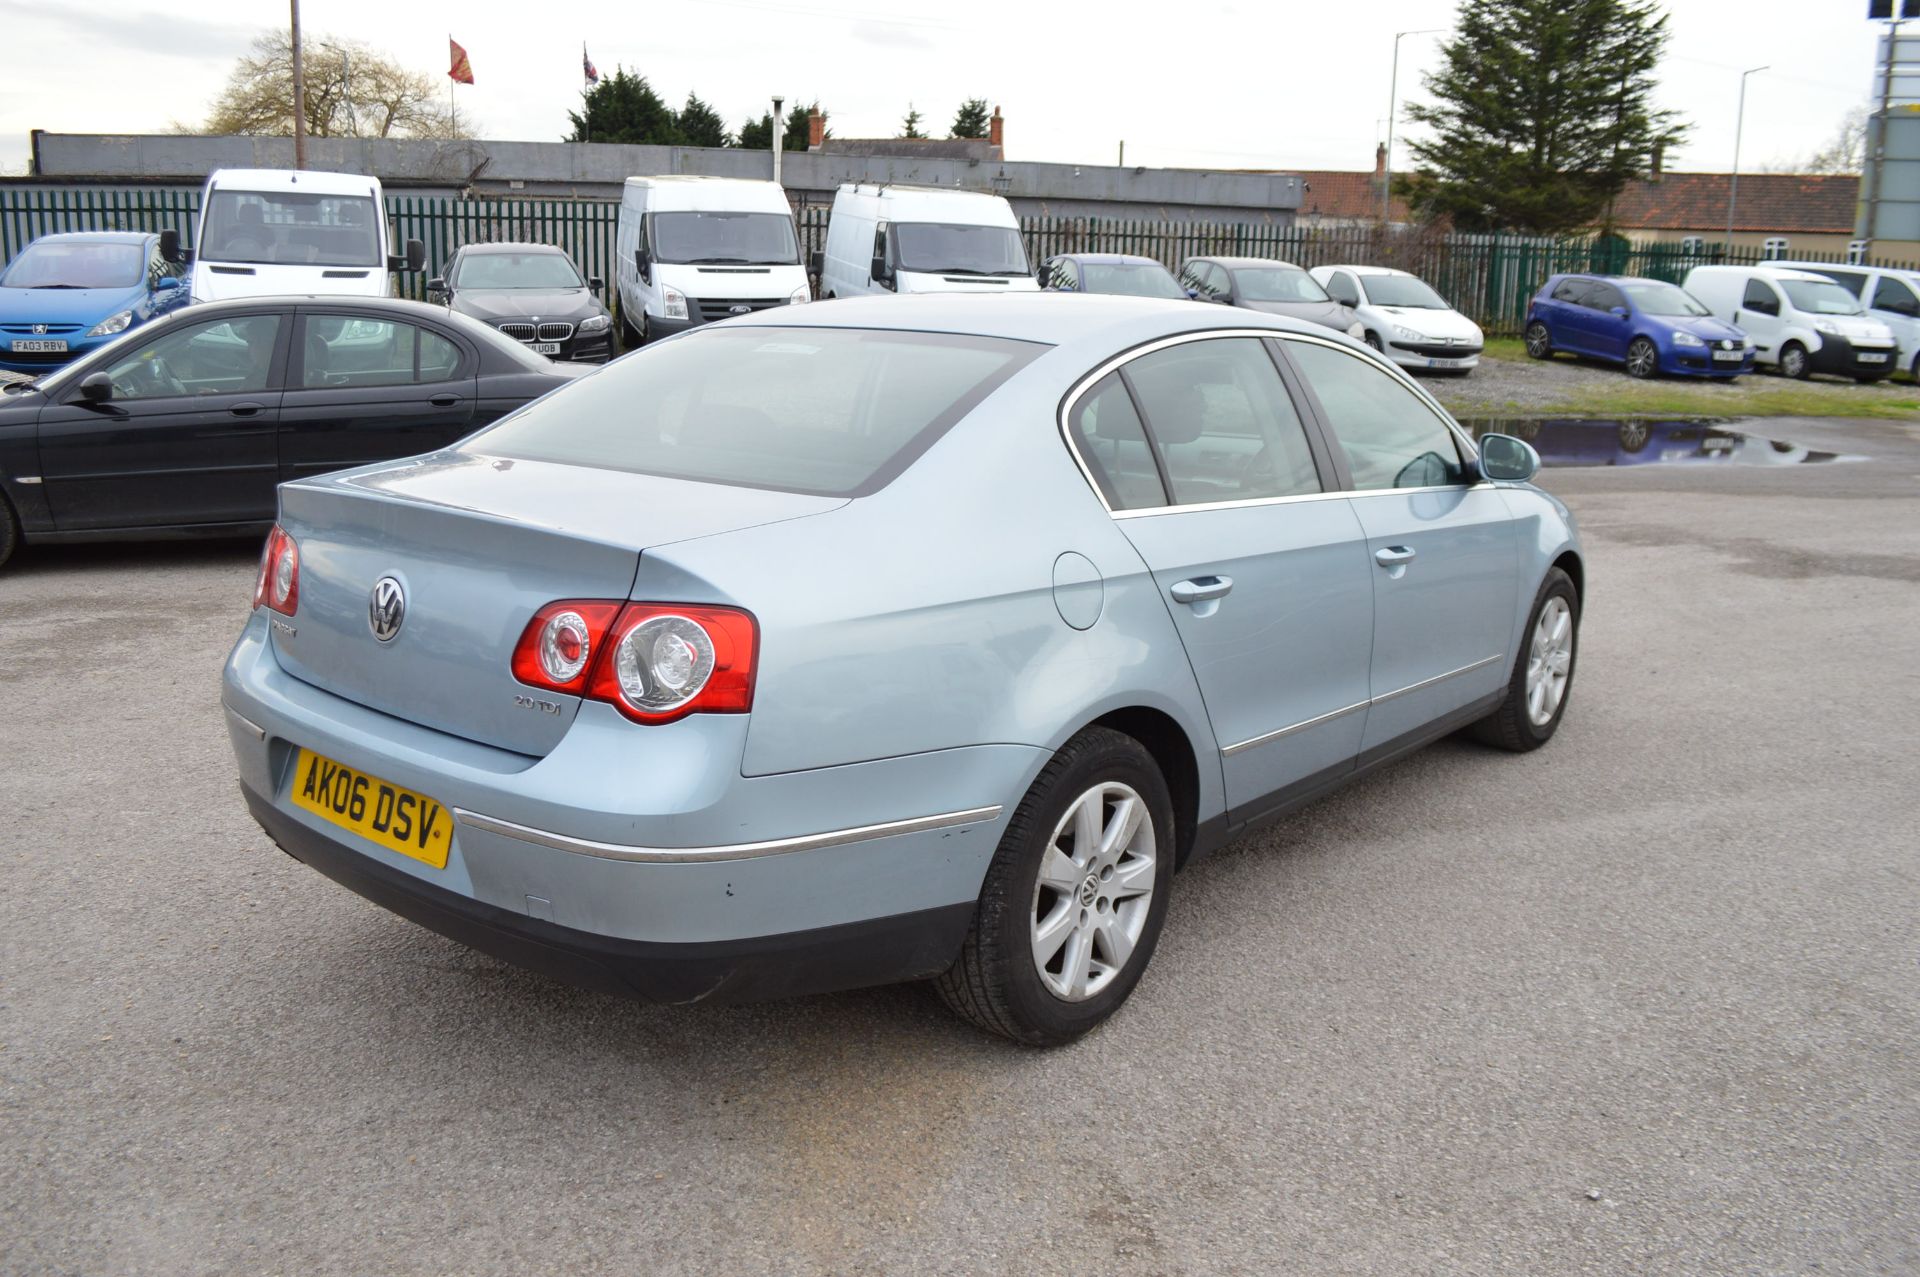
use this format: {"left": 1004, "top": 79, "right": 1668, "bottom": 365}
{"left": 1682, "top": 265, "right": 1898, "bottom": 382}
{"left": 161, "top": 168, "right": 423, "bottom": 303}
{"left": 616, "top": 176, "right": 808, "bottom": 344}
{"left": 1773, "top": 260, "right": 1920, "bottom": 381}
{"left": 821, "top": 184, "right": 1038, "bottom": 298}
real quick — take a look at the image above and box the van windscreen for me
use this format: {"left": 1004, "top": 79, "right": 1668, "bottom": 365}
{"left": 201, "top": 191, "right": 382, "bottom": 267}
{"left": 893, "top": 223, "right": 1030, "bottom": 276}
{"left": 466, "top": 326, "right": 1044, "bottom": 497}
{"left": 652, "top": 212, "right": 798, "bottom": 265}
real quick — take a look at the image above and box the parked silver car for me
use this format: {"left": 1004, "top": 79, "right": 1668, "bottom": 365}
{"left": 223, "top": 294, "right": 1582, "bottom": 1045}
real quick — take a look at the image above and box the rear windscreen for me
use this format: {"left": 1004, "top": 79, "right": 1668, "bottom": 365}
{"left": 467, "top": 326, "right": 1044, "bottom": 496}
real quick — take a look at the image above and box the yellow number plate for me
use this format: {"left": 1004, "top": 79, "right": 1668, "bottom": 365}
{"left": 290, "top": 748, "right": 453, "bottom": 869}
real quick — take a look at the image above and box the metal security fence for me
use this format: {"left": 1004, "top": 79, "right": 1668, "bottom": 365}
{"left": 6, "top": 185, "right": 1916, "bottom": 334}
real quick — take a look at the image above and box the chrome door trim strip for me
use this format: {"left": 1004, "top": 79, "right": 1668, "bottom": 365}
{"left": 1219, "top": 653, "right": 1506, "bottom": 757}
{"left": 1221, "top": 699, "right": 1369, "bottom": 757}
{"left": 1368, "top": 653, "right": 1505, "bottom": 706}
{"left": 453, "top": 804, "right": 1006, "bottom": 864}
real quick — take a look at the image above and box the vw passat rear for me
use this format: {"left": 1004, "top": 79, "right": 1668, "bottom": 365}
{"left": 225, "top": 295, "right": 1583, "bottom": 1045}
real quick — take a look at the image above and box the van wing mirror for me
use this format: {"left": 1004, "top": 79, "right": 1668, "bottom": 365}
{"left": 388, "top": 238, "right": 426, "bottom": 273}
{"left": 635, "top": 248, "right": 652, "bottom": 284}
{"left": 871, "top": 252, "right": 893, "bottom": 286}
{"left": 808, "top": 249, "right": 824, "bottom": 279}
{"left": 158, "top": 228, "right": 193, "bottom": 266}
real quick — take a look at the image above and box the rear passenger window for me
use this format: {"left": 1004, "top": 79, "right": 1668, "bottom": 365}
{"left": 1122, "top": 338, "right": 1321, "bottom": 505}
{"left": 1067, "top": 374, "right": 1167, "bottom": 510}
{"left": 1285, "top": 339, "right": 1465, "bottom": 491}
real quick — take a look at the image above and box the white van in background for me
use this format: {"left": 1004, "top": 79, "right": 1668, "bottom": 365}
{"left": 161, "top": 169, "right": 423, "bottom": 303}
{"left": 1682, "top": 264, "right": 1898, "bottom": 382}
{"left": 616, "top": 176, "right": 808, "bottom": 344}
{"left": 821, "top": 184, "right": 1038, "bottom": 298}
{"left": 1773, "top": 260, "right": 1920, "bottom": 381}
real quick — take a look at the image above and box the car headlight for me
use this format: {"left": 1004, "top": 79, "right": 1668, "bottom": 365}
{"left": 1347, "top": 320, "right": 1366, "bottom": 339}
{"left": 1392, "top": 324, "right": 1426, "bottom": 342}
{"left": 576, "top": 313, "right": 611, "bottom": 334}
{"left": 1812, "top": 319, "right": 1839, "bottom": 336}
{"left": 661, "top": 287, "right": 688, "bottom": 320}
{"left": 86, "top": 310, "right": 133, "bottom": 338}
{"left": 788, "top": 284, "right": 811, "bottom": 305}
{"left": 1671, "top": 331, "right": 1704, "bottom": 347}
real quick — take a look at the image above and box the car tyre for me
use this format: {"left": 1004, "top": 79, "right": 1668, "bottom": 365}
{"left": 1625, "top": 337, "right": 1659, "bottom": 379}
{"left": 1524, "top": 321, "right": 1554, "bottom": 360}
{"left": 934, "top": 726, "right": 1175, "bottom": 1047}
{"left": 1779, "top": 341, "right": 1810, "bottom": 380}
{"left": 618, "top": 305, "right": 641, "bottom": 351}
{"left": 0, "top": 492, "right": 17, "bottom": 571}
{"left": 1471, "top": 567, "right": 1578, "bottom": 753}
{"left": 1364, "top": 331, "right": 1385, "bottom": 354}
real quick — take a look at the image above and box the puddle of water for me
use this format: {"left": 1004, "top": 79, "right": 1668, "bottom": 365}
{"left": 1459, "top": 418, "right": 1863, "bottom": 468}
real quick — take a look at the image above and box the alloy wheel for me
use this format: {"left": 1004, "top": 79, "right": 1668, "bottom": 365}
{"left": 1627, "top": 339, "right": 1657, "bottom": 378}
{"left": 1029, "top": 781, "right": 1157, "bottom": 1002}
{"left": 1526, "top": 596, "right": 1574, "bottom": 727}
{"left": 1525, "top": 323, "right": 1552, "bottom": 358}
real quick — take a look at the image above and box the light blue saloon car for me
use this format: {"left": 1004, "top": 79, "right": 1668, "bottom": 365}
{"left": 223, "top": 294, "right": 1582, "bottom": 1045}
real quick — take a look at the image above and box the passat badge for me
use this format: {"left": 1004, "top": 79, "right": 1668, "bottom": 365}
{"left": 368, "top": 577, "right": 406, "bottom": 642}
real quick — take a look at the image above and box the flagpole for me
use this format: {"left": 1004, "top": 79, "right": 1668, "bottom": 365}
{"left": 448, "top": 33, "right": 454, "bottom": 136}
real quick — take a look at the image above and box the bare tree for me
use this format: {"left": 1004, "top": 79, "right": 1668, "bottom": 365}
{"left": 1805, "top": 104, "right": 1869, "bottom": 175}
{"left": 195, "top": 32, "right": 466, "bottom": 139}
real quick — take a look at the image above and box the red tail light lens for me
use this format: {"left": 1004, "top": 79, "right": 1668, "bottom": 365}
{"left": 253, "top": 525, "right": 299, "bottom": 615}
{"left": 511, "top": 601, "right": 757, "bottom": 724}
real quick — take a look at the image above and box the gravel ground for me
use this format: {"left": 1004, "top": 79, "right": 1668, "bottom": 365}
{"left": 1423, "top": 349, "right": 1917, "bottom": 417}
{"left": 2, "top": 416, "right": 1918, "bottom": 1275}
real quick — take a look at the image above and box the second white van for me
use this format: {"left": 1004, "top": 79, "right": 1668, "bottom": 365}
{"left": 1773, "top": 260, "right": 1920, "bottom": 382}
{"left": 821, "top": 184, "right": 1038, "bottom": 298}
{"left": 1683, "top": 264, "right": 1898, "bottom": 382}
{"left": 616, "top": 176, "right": 808, "bottom": 345}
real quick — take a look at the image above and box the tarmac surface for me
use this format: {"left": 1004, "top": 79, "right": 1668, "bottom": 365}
{"left": 1, "top": 415, "right": 1916, "bottom": 1275}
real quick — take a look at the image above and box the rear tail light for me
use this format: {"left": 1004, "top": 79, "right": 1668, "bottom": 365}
{"left": 253, "top": 525, "right": 299, "bottom": 615}
{"left": 511, "top": 600, "right": 757, "bottom": 724}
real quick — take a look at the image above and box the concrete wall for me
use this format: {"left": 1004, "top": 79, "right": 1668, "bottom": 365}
{"left": 28, "top": 132, "right": 1304, "bottom": 225}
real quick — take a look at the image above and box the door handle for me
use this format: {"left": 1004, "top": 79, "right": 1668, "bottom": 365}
{"left": 1374, "top": 546, "right": 1417, "bottom": 567}
{"left": 428, "top": 392, "right": 462, "bottom": 407}
{"left": 228, "top": 402, "right": 264, "bottom": 417}
{"left": 1170, "top": 575, "right": 1233, "bottom": 604}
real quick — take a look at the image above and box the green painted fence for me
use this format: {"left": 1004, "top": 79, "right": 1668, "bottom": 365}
{"left": 5, "top": 185, "right": 1914, "bottom": 335}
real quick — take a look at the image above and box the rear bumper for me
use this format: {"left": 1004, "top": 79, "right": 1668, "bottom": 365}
{"left": 244, "top": 786, "right": 973, "bottom": 1003}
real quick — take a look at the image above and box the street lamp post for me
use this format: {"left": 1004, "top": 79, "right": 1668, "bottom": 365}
{"left": 1726, "top": 65, "right": 1769, "bottom": 245}
{"left": 771, "top": 95, "right": 786, "bottom": 187}
{"left": 1383, "top": 27, "right": 1445, "bottom": 226}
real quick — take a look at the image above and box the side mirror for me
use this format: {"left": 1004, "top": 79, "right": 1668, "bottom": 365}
{"left": 871, "top": 253, "right": 893, "bottom": 287}
{"left": 388, "top": 239, "right": 426, "bottom": 273}
{"left": 152, "top": 276, "right": 182, "bottom": 293}
{"left": 1185, "top": 288, "right": 1200, "bottom": 300}
{"left": 808, "top": 249, "right": 825, "bottom": 279}
{"left": 1478, "top": 433, "right": 1540, "bottom": 483}
{"left": 634, "top": 248, "right": 652, "bottom": 285}
{"left": 1609, "top": 306, "right": 1628, "bottom": 319}
{"left": 79, "top": 371, "right": 114, "bottom": 403}
{"left": 588, "top": 275, "right": 604, "bottom": 293}
{"left": 158, "top": 228, "right": 193, "bottom": 265}
{"left": 425, "top": 276, "right": 447, "bottom": 298}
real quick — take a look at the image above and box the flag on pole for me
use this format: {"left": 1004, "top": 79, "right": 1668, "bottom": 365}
{"left": 448, "top": 38, "right": 475, "bottom": 85}
{"left": 583, "top": 44, "right": 599, "bottom": 85}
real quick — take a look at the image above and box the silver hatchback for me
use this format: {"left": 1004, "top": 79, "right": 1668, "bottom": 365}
{"left": 223, "top": 294, "right": 1581, "bottom": 1045}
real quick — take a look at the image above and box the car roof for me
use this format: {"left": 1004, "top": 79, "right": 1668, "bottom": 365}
{"left": 1053, "top": 253, "right": 1166, "bottom": 267}
{"left": 141, "top": 294, "right": 463, "bottom": 322}
{"left": 454, "top": 242, "right": 572, "bottom": 256}
{"left": 722, "top": 291, "right": 1356, "bottom": 351}
{"left": 21, "top": 230, "right": 153, "bottom": 246}
{"left": 1778, "top": 259, "right": 1920, "bottom": 281}
{"left": 1321, "top": 264, "right": 1410, "bottom": 278}
{"left": 1194, "top": 256, "right": 1303, "bottom": 269}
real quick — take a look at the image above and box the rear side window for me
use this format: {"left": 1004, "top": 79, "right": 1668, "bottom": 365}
{"left": 1067, "top": 374, "right": 1166, "bottom": 510}
{"left": 1122, "top": 338, "right": 1321, "bottom": 505}
{"left": 301, "top": 317, "right": 460, "bottom": 388}
{"left": 471, "top": 326, "right": 1042, "bottom": 496}
{"left": 1285, "top": 339, "right": 1464, "bottom": 491}
{"left": 1551, "top": 279, "right": 1588, "bottom": 304}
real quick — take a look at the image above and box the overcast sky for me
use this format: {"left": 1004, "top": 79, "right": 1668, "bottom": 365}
{"left": 0, "top": 0, "right": 1886, "bottom": 179}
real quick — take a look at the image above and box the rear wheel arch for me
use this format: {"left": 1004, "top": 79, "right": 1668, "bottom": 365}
{"left": 1085, "top": 706, "right": 1201, "bottom": 870}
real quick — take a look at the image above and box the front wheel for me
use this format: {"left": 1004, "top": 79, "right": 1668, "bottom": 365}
{"left": 935, "top": 726, "right": 1174, "bottom": 1046}
{"left": 0, "top": 493, "right": 18, "bottom": 571}
{"left": 1625, "top": 336, "right": 1659, "bottom": 379}
{"left": 1779, "top": 342, "right": 1810, "bottom": 380}
{"left": 1471, "top": 568, "right": 1578, "bottom": 752}
{"left": 1364, "top": 331, "right": 1385, "bottom": 354}
{"left": 1524, "top": 321, "right": 1553, "bottom": 360}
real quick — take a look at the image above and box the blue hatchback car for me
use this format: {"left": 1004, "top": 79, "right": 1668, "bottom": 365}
{"left": 0, "top": 231, "right": 188, "bottom": 376}
{"left": 1524, "top": 274, "right": 1753, "bottom": 379}
{"left": 223, "top": 295, "right": 1582, "bottom": 1045}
